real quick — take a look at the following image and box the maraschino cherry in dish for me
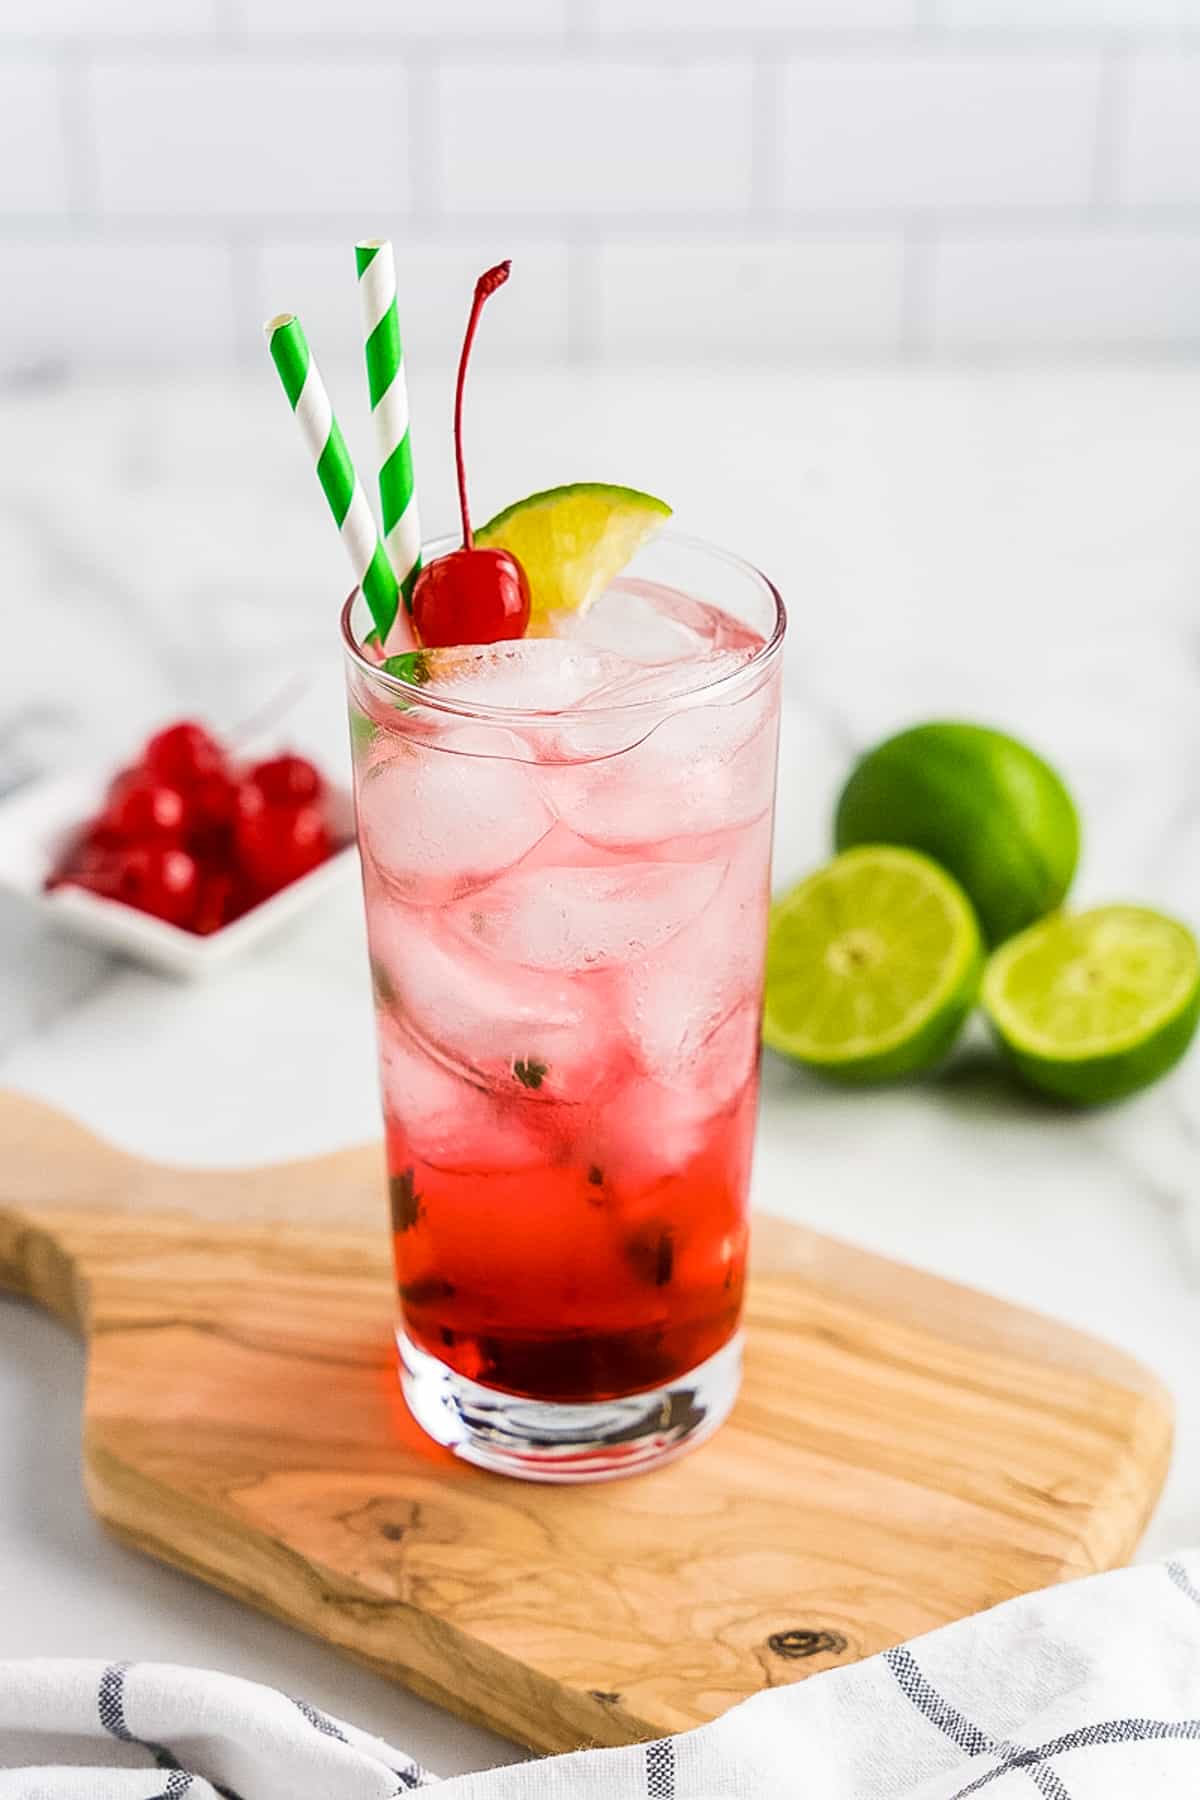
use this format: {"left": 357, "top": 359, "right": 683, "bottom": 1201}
{"left": 46, "top": 721, "right": 336, "bottom": 935}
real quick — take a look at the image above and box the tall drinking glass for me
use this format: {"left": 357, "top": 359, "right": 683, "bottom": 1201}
{"left": 343, "top": 531, "right": 785, "bottom": 1479}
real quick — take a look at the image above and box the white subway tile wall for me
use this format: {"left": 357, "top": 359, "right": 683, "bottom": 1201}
{"left": 2, "top": 0, "right": 1200, "bottom": 371}
{"left": 88, "top": 59, "right": 411, "bottom": 217}
{"left": 0, "top": 62, "right": 70, "bottom": 215}
{"left": 436, "top": 58, "right": 755, "bottom": 217}
{"left": 781, "top": 54, "right": 1103, "bottom": 211}
{"left": 243, "top": 0, "right": 569, "bottom": 35}
{"left": 256, "top": 238, "right": 571, "bottom": 372}
{"left": 596, "top": 238, "right": 906, "bottom": 357}
{"left": 0, "top": 237, "right": 238, "bottom": 368}
{"left": 938, "top": 1, "right": 1198, "bottom": 30}
{"left": 1119, "top": 54, "right": 1200, "bottom": 207}
{"left": 579, "top": 0, "right": 921, "bottom": 30}
{"left": 0, "top": 0, "right": 219, "bottom": 35}
{"left": 930, "top": 230, "right": 1200, "bottom": 350}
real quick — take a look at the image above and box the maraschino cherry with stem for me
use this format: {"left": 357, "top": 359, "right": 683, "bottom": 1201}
{"left": 411, "top": 261, "right": 531, "bottom": 649}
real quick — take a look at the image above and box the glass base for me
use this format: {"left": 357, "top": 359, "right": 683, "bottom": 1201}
{"left": 397, "top": 1328, "right": 743, "bottom": 1483}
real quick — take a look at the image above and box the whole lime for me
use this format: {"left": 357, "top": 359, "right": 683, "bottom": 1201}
{"left": 834, "top": 722, "right": 1080, "bottom": 945}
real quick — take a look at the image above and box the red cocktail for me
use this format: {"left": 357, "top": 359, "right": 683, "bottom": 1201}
{"left": 345, "top": 533, "right": 784, "bottom": 1479}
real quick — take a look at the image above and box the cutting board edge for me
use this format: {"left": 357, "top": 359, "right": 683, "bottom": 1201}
{"left": 0, "top": 1203, "right": 90, "bottom": 1332}
{"left": 78, "top": 1410, "right": 1171, "bottom": 1756}
{"left": 83, "top": 1436, "right": 665, "bottom": 1755}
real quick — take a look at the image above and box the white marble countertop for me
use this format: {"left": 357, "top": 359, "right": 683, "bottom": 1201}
{"left": 1, "top": 362, "right": 1198, "bottom": 1777}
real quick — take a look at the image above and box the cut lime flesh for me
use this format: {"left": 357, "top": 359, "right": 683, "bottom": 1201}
{"left": 982, "top": 904, "right": 1200, "bottom": 1104}
{"left": 763, "top": 846, "right": 983, "bottom": 1083}
{"left": 476, "top": 482, "right": 670, "bottom": 628}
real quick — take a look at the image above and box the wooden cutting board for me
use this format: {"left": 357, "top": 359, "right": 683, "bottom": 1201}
{"left": 0, "top": 1089, "right": 1171, "bottom": 1754}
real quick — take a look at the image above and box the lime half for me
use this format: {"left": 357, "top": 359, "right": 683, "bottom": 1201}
{"left": 982, "top": 905, "right": 1200, "bottom": 1104}
{"left": 763, "top": 846, "right": 983, "bottom": 1083}
{"left": 476, "top": 482, "right": 670, "bottom": 630}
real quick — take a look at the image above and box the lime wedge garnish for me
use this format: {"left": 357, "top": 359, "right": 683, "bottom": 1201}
{"left": 982, "top": 905, "right": 1200, "bottom": 1104}
{"left": 763, "top": 847, "right": 982, "bottom": 1083}
{"left": 476, "top": 482, "right": 670, "bottom": 630}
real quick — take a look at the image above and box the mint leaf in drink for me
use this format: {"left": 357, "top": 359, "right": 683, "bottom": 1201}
{"left": 626, "top": 1224, "right": 675, "bottom": 1287}
{"left": 586, "top": 1163, "right": 607, "bottom": 1207}
{"left": 370, "top": 957, "right": 396, "bottom": 1005}
{"left": 348, "top": 705, "right": 378, "bottom": 753}
{"left": 390, "top": 1168, "right": 423, "bottom": 1233}
{"left": 513, "top": 1057, "right": 548, "bottom": 1090}
{"left": 382, "top": 650, "right": 432, "bottom": 685}
{"left": 373, "top": 650, "right": 433, "bottom": 716}
{"left": 398, "top": 1277, "right": 455, "bottom": 1306}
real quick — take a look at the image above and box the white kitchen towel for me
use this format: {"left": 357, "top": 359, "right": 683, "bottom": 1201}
{"left": 3, "top": 1552, "right": 1200, "bottom": 1798}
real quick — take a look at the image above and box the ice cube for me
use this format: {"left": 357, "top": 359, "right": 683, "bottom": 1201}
{"left": 376, "top": 1012, "right": 547, "bottom": 1171}
{"left": 448, "top": 857, "right": 725, "bottom": 973}
{"left": 394, "top": 640, "right": 639, "bottom": 713}
{"left": 579, "top": 647, "right": 757, "bottom": 710}
{"left": 685, "top": 1000, "right": 763, "bottom": 1112}
{"left": 592, "top": 1007, "right": 760, "bottom": 1199}
{"left": 551, "top": 665, "right": 781, "bottom": 848}
{"left": 556, "top": 581, "right": 716, "bottom": 666}
{"left": 358, "top": 737, "right": 553, "bottom": 902}
{"left": 367, "top": 902, "right": 611, "bottom": 1102}
{"left": 617, "top": 823, "right": 771, "bottom": 1085}
{"left": 591, "top": 1073, "right": 715, "bottom": 1193}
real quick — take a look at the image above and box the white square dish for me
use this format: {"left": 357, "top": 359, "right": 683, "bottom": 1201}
{"left": 0, "top": 764, "right": 359, "bottom": 980}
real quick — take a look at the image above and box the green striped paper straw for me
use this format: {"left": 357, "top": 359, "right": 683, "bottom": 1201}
{"left": 356, "top": 239, "right": 422, "bottom": 636}
{"left": 264, "top": 312, "right": 399, "bottom": 646}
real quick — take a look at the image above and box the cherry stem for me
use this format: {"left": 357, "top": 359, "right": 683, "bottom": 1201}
{"left": 453, "top": 260, "right": 510, "bottom": 552}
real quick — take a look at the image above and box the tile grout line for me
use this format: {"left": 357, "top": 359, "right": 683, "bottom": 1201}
{"left": 407, "top": 49, "right": 438, "bottom": 230}
{"left": 210, "top": 0, "right": 246, "bottom": 40}
{"left": 55, "top": 43, "right": 95, "bottom": 226}
{"left": 749, "top": 50, "right": 781, "bottom": 218}
{"left": 1090, "top": 38, "right": 1132, "bottom": 214}
{"left": 10, "top": 210, "right": 1200, "bottom": 243}
{"left": 12, "top": 29, "right": 1186, "bottom": 62}
{"left": 12, "top": 205, "right": 1200, "bottom": 239}
{"left": 7, "top": 23, "right": 1200, "bottom": 55}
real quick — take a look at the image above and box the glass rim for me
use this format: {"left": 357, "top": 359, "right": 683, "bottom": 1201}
{"left": 339, "top": 527, "right": 786, "bottom": 728}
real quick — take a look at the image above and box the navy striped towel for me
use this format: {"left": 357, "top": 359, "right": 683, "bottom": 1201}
{"left": 2, "top": 1551, "right": 1200, "bottom": 1797}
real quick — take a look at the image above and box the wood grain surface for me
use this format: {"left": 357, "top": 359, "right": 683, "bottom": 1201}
{"left": 0, "top": 1088, "right": 1172, "bottom": 1753}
